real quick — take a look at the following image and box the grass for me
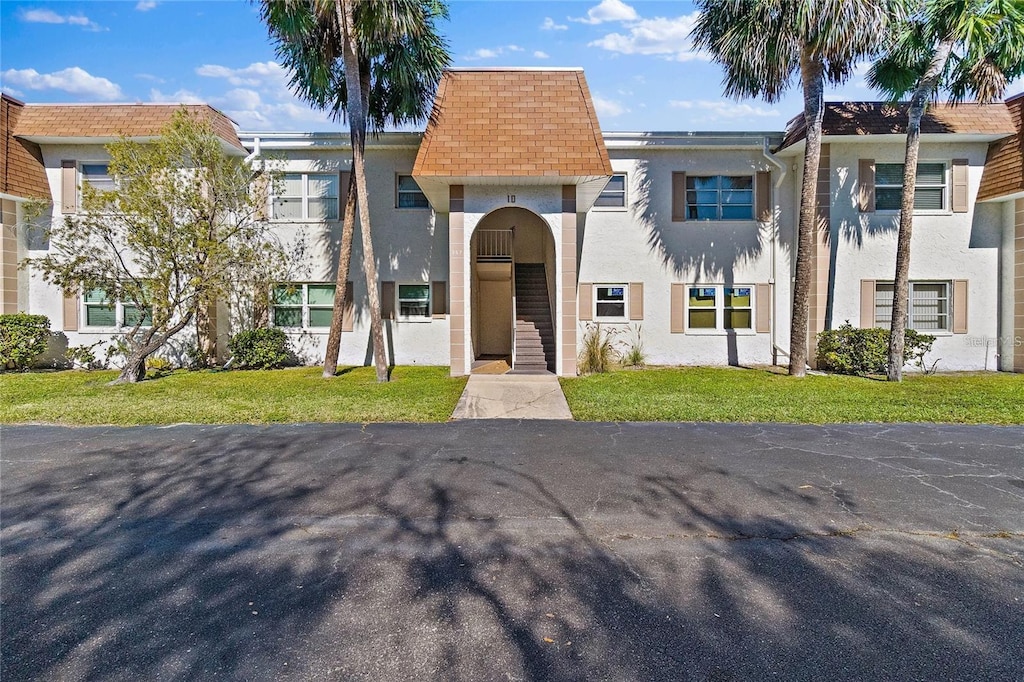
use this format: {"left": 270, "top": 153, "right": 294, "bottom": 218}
{"left": 0, "top": 366, "right": 468, "bottom": 425}
{"left": 560, "top": 366, "right": 1024, "bottom": 424}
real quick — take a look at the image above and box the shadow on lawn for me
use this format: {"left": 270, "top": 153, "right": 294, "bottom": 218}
{"left": 2, "top": 424, "right": 1021, "bottom": 680}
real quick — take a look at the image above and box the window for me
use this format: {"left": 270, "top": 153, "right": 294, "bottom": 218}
{"left": 875, "top": 163, "right": 946, "bottom": 211}
{"left": 874, "top": 281, "right": 950, "bottom": 331}
{"left": 272, "top": 283, "right": 336, "bottom": 328}
{"left": 81, "top": 164, "right": 114, "bottom": 192}
{"left": 686, "top": 175, "right": 753, "bottom": 220}
{"left": 397, "top": 283, "right": 430, "bottom": 319}
{"left": 595, "top": 173, "right": 627, "bottom": 208}
{"left": 83, "top": 288, "right": 152, "bottom": 328}
{"left": 686, "top": 285, "right": 753, "bottom": 331}
{"left": 396, "top": 175, "right": 428, "bottom": 209}
{"left": 595, "top": 285, "right": 627, "bottom": 319}
{"left": 273, "top": 173, "right": 339, "bottom": 220}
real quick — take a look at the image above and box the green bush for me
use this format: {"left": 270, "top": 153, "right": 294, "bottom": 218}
{"left": 578, "top": 323, "right": 619, "bottom": 374}
{"left": 228, "top": 327, "right": 293, "bottom": 369}
{"left": 817, "top": 323, "right": 935, "bottom": 375}
{"left": 0, "top": 313, "right": 51, "bottom": 370}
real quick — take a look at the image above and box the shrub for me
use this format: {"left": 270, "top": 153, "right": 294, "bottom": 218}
{"left": 228, "top": 327, "right": 293, "bottom": 369}
{"left": 817, "top": 322, "right": 935, "bottom": 375}
{"left": 145, "top": 355, "right": 174, "bottom": 377}
{"left": 65, "top": 342, "right": 104, "bottom": 370}
{"left": 621, "top": 324, "right": 646, "bottom": 368}
{"left": 578, "top": 323, "right": 619, "bottom": 374}
{"left": 0, "top": 313, "right": 51, "bottom": 370}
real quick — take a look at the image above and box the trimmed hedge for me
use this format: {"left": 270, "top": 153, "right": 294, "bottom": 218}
{"left": 228, "top": 327, "right": 293, "bottom": 369}
{"left": 0, "top": 313, "right": 51, "bottom": 370}
{"left": 817, "top": 323, "right": 935, "bottom": 375}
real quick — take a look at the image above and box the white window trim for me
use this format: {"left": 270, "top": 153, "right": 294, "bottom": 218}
{"left": 593, "top": 173, "right": 628, "bottom": 211}
{"left": 873, "top": 280, "right": 953, "bottom": 334}
{"left": 684, "top": 284, "right": 756, "bottom": 335}
{"left": 396, "top": 282, "right": 432, "bottom": 322}
{"left": 395, "top": 174, "right": 429, "bottom": 210}
{"left": 685, "top": 174, "right": 755, "bottom": 222}
{"left": 593, "top": 283, "right": 629, "bottom": 322}
{"left": 271, "top": 282, "right": 336, "bottom": 331}
{"left": 874, "top": 161, "right": 949, "bottom": 215}
{"left": 81, "top": 290, "right": 150, "bottom": 331}
{"left": 271, "top": 173, "right": 340, "bottom": 222}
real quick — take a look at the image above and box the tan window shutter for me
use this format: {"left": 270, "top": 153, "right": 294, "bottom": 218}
{"left": 755, "top": 171, "right": 771, "bottom": 222}
{"left": 628, "top": 282, "right": 644, "bottom": 320}
{"left": 254, "top": 173, "right": 269, "bottom": 220}
{"left": 860, "top": 280, "right": 876, "bottom": 328}
{"left": 342, "top": 281, "right": 354, "bottom": 332}
{"left": 63, "top": 289, "right": 79, "bottom": 331}
{"left": 340, "top": 171, "right": 352, "bottom": 215}
{"left": 578, "top": 282, "right": 593, "bottom": 321}
{"left": 755, "top": 283, "right": 771, "bottom": 333}
{"left": 431, "top": 280, "right": 446, "bottom": 318}
{"left": 951, "top": 159, "right": 968, "bottom": 213}
{"left": 380, "top": 281, "right": 396, "bottom": 320}
{"left": 61, "top": 161, "right": 77, "bottom": 214}
{"left": 670, "top": 283, "right": 684, "bottom": 333}
{"left": 671, "top": 172, "right": 687, "bottom": 222}
{"left": 858, "top": 159, "right": 875, "bottom": 213}
{"left": 952, "top": 279, "right": 968, "bottom": 333}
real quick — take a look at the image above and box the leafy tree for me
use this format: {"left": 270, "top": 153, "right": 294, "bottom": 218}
{"left": 868, "top": 0, "right": 1024, "bottom": 381}
{"left": 261, "top": 0, "right": 450, "bottom": 381}
{"left": 692, "top": 0, "right": 894, "bottom": 376}
{"left": 28, "top": 110, "right": 292, "bottom": 384}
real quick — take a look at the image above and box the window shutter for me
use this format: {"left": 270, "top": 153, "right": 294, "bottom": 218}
{"left": 431, "top": 281, "right": 446, "bottom": 318}
{"left": 342, "top": 281, "right": 354, "bottom": 332}
{"left": 755, "top": 171, "right": 771, "bottom": 222}
{"left": 670, "top": 283, "right": 684, "bottom": 333}
{"left": 755, "top": 283, "right": 770, "bottom": 333}
{"left": 858, "top": 159, "right": 875, "bottom": 213}
{"left": 63, "top": 289, "right": 79, "bottom": 331}
{"left": 952, "top": 279, "right": 968, "bottom": 333}
{"left": 578, "top": 282, "right": 593, "bottom": 321}
{"left": 860, "top": 280, "right": 876, "bottom": 328}
{"left": 629, "top": 282, "right": 643, "bottom": 320}
{"left": 254, "top": 172, "right": 269, "bottom": 220}
{"left": 671, "top": 172, "right": 687, "bottom": 222}
{"left": 381, "top": 281, "right": 395, "bottom": 320}
{"left": 951, "top": 159, "right": 968, "bottom": 213}
{"left": 61, "top": 161, "right": 77, "bottom": 214}
{"left": 340, "top": 171, "right": 352, "bottom": 215}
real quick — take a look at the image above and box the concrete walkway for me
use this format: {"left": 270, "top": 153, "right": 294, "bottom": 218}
{"left": 450, "top": 373, "right": 573, "bottom": 419}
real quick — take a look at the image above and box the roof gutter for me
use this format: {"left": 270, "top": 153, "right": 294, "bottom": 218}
{"left": 762, "top": 137, "right": 787, "bottom": 366}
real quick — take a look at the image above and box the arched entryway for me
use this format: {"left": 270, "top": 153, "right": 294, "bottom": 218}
{"left": 470, "top": 207, "right": 557, "bottom": 372}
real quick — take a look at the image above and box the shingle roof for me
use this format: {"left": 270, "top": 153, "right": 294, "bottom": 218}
{"left": 413, "top": 69, "right": 612, "bottom": 178}
{"left": 777, "top": 101, "right": 1016, "bottom": 151}
{"left": 978, "top": 93, "right": 1024, "bottom": 201}
{"left": 1, "top": 94, "right": 51, "bottom": 200}
{"left": 13, "top": 103, "right": 246, "bottom": 153}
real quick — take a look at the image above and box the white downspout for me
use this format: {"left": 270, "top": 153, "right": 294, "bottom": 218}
{"left": 244, "top": 136, "right": 261, "bottom": 165}
{"left": 762, "top": 138, "right": 787, "bottom": 365}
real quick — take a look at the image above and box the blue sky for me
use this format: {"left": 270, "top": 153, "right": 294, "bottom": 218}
{"left": 2, "top": 0, "right": 1022, "bottom": 133}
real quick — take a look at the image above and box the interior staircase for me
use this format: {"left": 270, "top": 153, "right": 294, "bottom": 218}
{"left": 513, "top": 264, "right": 555, "bottom": 373}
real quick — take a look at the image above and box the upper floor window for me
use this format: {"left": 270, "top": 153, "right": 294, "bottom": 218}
{"left": 874, "top": 281, "right": 950, "bottom": 331}
{"left": 875, "top": 162, "right": 945, "bottom": 211}
{"left": 273, "top": 173, "right": 339, "bottom": 221}
{"left": 686, "top": 175, "right": 753, "bottom": 220}
{"left": 81, "top": 164, "right": 114, "bottom": 192}
{"left": 595, "top": 173, "right": 627, "bottom": 208}
{"left": 396, "top": 175, "right": 428, "bottom": 209}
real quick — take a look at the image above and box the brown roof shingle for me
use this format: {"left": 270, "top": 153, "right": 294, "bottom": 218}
{"left": 413, "top": 69, "right": 612, "bottom": 178}
{"left": 1, "top": 94, "right": 51, "bottom": 200}
{"left": 978, "top": 93, "right": 1024, "bottom": 201}
{"left": 777, "top": 101, "right": 1016, "bottom": 151}
{"left": 13, "top": 103, "right": 245, "bottom": 153}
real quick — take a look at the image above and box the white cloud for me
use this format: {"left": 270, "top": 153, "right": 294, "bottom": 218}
{"left": 670, "top": 100, "right": 780, "bottom": 119}
{"left": 534, "top": 51, "right": 550, "bottom": 59}
{"left": 1, "top": 66, "right": 123, "bottom": 100}
{"left": 571, "top": 0, "right": 638, "bottom": 25}
{"left": 464, "top": 45, "right": 527, "bottom": 61}
{"left": 136, "top": 1, "right": 158, "bottom": 11}
{"left": 210, "top": 89, "right": 333, "bottom": 129}
{"left": 589, "top": 13, "right": 707, "bottom": 62}
{"left": 507, "top": 45, "right": 524, "bottom": 52}
{"left": 541, "top": 17, "right": 568, "bottom": 31}
{"left": 592, "top": 95, "right": 628, "bottom": 118}
{"left": 195, "top": 61, "right": 289, "bottom": 88}
{"left": 149, "top": 87, "right": 204, "bottom": 104}
{"left": 135, "top": 73, "right": 165, "bottom": 83}
{"left": 19, "top": 8, "right": 103, "bottom": 31}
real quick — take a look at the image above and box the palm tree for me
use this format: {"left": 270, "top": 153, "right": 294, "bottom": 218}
{"left": 869, "top": 0, "right": 1024, "bottom": 381}
{"left": 692, "top": 0, "right": 893, "bottom": 376}
{"left": 261, "top": 0, "right": 449, "bottom": 381}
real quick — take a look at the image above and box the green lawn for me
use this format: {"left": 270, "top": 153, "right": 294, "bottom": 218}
{"left": 1, "top": 366, "right": 467, "bottom": 425}
{"left": 560, "top": 367, "right": 1024, "bottom": 424}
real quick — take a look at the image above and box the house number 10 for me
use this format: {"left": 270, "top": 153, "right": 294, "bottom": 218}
{"left": 507, "top": 194, "right": 516, "bottom": 203}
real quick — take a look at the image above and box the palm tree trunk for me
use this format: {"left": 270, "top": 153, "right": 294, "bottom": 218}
{"left": 321, "top": 172, "right": 357, "bottom": 378}
{"left": 887, "top": 37, "right": 955, "bottom": 382}
{"left": 789, "top": 49, "right": 825, "bottom": 377}
{"left": 338, "top": 0, "right": 389, "bottom": 382}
